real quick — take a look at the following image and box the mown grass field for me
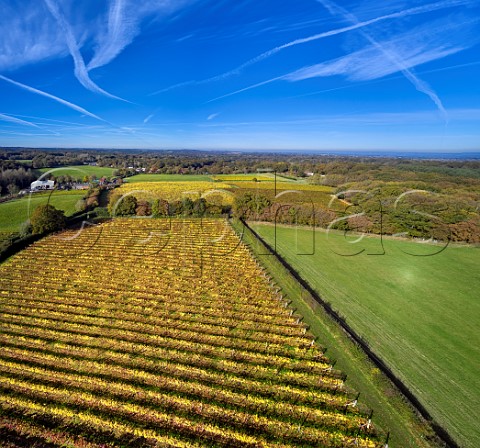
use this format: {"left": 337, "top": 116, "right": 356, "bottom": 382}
{"left": 125, "top": 174, "right": 213, "bottom": 183}
{"left": 251, "top": 223, "right": 480, "bottom": 448}
{"left": 0, "top": 191, "right": 84, "bottom": 234}
{"left": 225, "top": 181, "right": 332, "bottom": 191}
{"left": 38, "top": 165, "right": 115, "bottom": 180}
{"left": 211, "top": 174, "right": 274, "bottom": 182}
{"left": 0, "top": 219, "right": 385, "bottom": 447}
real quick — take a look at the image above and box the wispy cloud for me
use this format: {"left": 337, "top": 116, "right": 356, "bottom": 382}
{"left": 0, "top": 112, "right": 62, "bottom": 135}
{"left": 197, "top": 108, "right": 480, "bottom": 128}
{"left": 176, "top": 33, "right": 195, "bottom": 43}
{"left": 316, "top": 0, "right": 449, "bottom": 119}
{"left": 43, "top": 0, "right": 128, "bottom": 102}
{"left": 87, "top": 0, "right": 133, "bottom": 71}
{"left": 207, "top": 76, "right": 284, "bottom": 103}
{"left": 0, "top": 113, "right": 41, "bottom": 129}
{"left": 150, "top": 80, "right": 197, "bottom": 96}
{"left": 1, "top": 0, "right": 196, "bottom": 96}
{"left": 156, "top": 0, "right": 473, "bottom": 94}
{"left": 287, "top": 60, "right": 480, "bottom": 99}
{"left": 224, "top": 0, "right": 473, "bottom": 79}
{"left": 284, "top": 31, "right": 466, "bottom": 82}
{"left": 0, "top": 75, "right": 107, "bottom": 123}
{"left": 143, "top": 113, "right": 155, "bottom": 124}
{"left": 0, "top": 2, "right": 67, "bottom": 72}
{"left": 209, "top": 13, "right": 478, "bottom": 107}
{"left": 207, "top": 113, "right": 220, "bottom": 120}
{"left": 87, "top": 0, "right": 196, "bottom": 71}
{"left": 6, "top": 114, "right": 104, "bottom": 128}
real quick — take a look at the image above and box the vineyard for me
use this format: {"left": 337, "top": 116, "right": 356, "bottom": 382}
{"left": 226, "top": 182, "right": 335, "bottom": 208}
{"left": 0, "top": 218, "right": 384, "bottom": 447}
{"left": 225, "top": 182, "right": 334, "bottom": 192}
{"left": 111, "top": 181, "right": 234, "bottom": 204}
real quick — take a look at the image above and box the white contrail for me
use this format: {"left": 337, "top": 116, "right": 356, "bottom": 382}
{"left": 0, "top": 112, "right": 61, "bottom": 135}
{"left": 151, "top": 80, "right": 197, "bottom": 96}
{"left": 0, "top": 113, "right": 42, "bottom": 128}
{"left": 207, "top": 75, "right": 285, "bottom": 103}
{"left": 143, "top": 113, "right": 155, "bottom": 124}
{"left": 287, "top": 60, "right": 480, "bottom": 99}
{"left": 88, "top": 0, "right": 196, "bottom": 71}
{"left": 87, "top": 0, "right": 130, "bottom": 71}
{"left": 0, "top": 74, "right": 107, "bottom": 123}
{"left": 316, "top": 0, "right": 448, "bottom": 120}
{"left": 43, "top": 0, "right": 129, "bottom": 102}
{"left": 156, "top": 0, "right": 471, "bottom": 95}
{"left": 223, "top": 0, "right": 471, "bottom": 78}
{"left": 208, "top": 19, "right": 468, "bottom": 105}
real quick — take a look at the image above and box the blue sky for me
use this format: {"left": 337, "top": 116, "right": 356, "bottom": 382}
{"left": 0, "top": 0, "right": 479, "bottom": 152}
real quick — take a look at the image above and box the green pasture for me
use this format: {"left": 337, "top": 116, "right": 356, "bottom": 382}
{"left": 212, "top": 174, "right": 275, "bottom": 181}
{"left": 124, "top": 174, "right": 213, "bottom": 183}
{"left": 251, "top": 223, "right": 479, "bottom": 448}
{"left": 0, "top": 192, "right": 85, "bottom": 234}
{"left": 244, "top": 188, "right": 334, "bottom": 206}
{"left": 274, "top": 173, "right": 307, "bottom": 183}
{"left": 38, "top": 165, "right": 115, "bottom": 180}
{"left": 212, "top": 173, "right": 305, "bottom": 183}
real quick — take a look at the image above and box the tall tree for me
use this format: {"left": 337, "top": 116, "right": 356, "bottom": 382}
{"left": 31, "top": 204, "right": 66, "bottom": 235}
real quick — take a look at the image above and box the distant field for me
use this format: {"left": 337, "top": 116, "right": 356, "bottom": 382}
{"left": 0, "top": 192, "right": 84, "bottom": 234}
{"left": 125, "top": 174, "right": 213, "bottom": 183}
{"left": 217, "top": 173, "right": 304, "bottom": 183}
{"left": 252, "top": 223, "right": 480, "bottom": 448}
{"left": 275, "top": 174, "right": 306, "bottom": 183}
{"left": 226, "top": 181, "right": 333, "bottom": 192}
{"left": 225, "top": 182, "right": 335, "bottom": 207}
{"left": 115, "top": 176, "right": 334, "bottom": 208}
{"left": 212, "top": 174, "right": 274, "bottom": 182}
{"left": 38, "top": 165, "right": 115, "bottom": 180}
{"left": 124, "top": 173, "right": 305, "bottom": 183}
{"left": 112, "top": 181, "right": 234, "bottom": 204}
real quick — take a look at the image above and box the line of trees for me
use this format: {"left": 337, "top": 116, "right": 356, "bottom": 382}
{"left": 107, "top": 196, "right": 231, "bottom": 218}
{"left": 0, "top": 167, "right": 37, "bottom": 196}
{"left": 233, "top": 192, "right": 480, "bottom": 243}
{"left": 5, "top": 148, "right": 477, "bottom": 182}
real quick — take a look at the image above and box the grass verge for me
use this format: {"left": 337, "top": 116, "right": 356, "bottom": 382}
{"left": 250, "top": 222, "right": 479, "bottom": 448}
{"left": 38, "top": 165, "right": 115, "bottom": 180}
{"left": 0, "top": 191, "right": 85, "bottom": 234}
{"left": 231, "top": 219, "right": 443, "bottom": 448}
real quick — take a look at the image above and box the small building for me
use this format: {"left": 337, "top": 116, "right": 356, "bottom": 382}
{"left": 72, "top": 183, "right": 90, "bottom": 190}
{"left": 30, "top": 180, "right": 55, "bottom": 191}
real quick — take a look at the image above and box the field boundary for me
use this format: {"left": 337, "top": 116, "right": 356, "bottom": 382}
{"left": 0, "top": 211, "right": 93, "bottom": 264}
{"left": 239, "top": 218, "right": 458, "bottom": 448}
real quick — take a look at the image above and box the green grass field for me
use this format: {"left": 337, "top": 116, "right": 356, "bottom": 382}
{"left": 0, "top": 192, "right": 85, "bottom": 234}
{"left": 38, "top": 165, "right": 115, "bottom": 180}
{"left": 125, "top": 174, "right": 213, "bottom": 183}
{"left": 212, "top": 174, "right": 275, "bottom": 182}
{"left": 251, "top": 223, "right": 479, "bottom": 448}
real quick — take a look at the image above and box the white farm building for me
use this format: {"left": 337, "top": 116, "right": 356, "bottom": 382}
{"left": 30, "top": 180, "right": 55, "bottom": 191}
